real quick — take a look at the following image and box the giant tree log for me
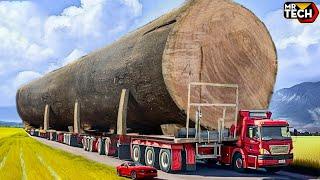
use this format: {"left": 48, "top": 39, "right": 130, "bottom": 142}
{"left": 16, "top": 0, "right": 277, "bottom": 133}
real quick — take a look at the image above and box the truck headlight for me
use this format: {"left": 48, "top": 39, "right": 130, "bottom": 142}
{"left": 259, "top": 148, "right": 270, "bottom": 155}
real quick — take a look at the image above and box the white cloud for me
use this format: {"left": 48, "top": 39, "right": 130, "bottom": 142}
{"left": 264, "top": 7, "right": 320, "bottom": 89}
{"left": 14, "top": 71, "right": 42, "bottom": 88}
{"left": 0, "top": 70, "right": 42, "bottom": 107}
{"left": 0, "top": 0, "right": 143, "bottom": 107}
{"left": 62, "top": 49, "right": 86, "bottom": 65}
{"left": 121, "top": 0, "right": 143, "bottom": 16}
{"left": 43, "top": 0, "right": 142, "bottom": 55}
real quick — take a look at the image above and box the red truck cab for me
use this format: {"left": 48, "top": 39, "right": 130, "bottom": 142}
{"left": 221, "top": 110, "right": 293, "bottom": 172}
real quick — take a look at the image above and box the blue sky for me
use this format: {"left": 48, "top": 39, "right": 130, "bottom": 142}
{"left": 0, "top": 0, "right": 319, "bottom": 122}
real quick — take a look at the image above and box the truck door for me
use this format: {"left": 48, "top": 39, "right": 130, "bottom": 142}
{"left": 244, "top": 126, "right": 260, "bottom": 168}
{"left": 245, "top": 126, "right": 260, "bottom": 153}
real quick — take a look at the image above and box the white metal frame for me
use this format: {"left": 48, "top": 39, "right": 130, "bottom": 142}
{"left": 185, "top": 82, "right": 239, "bottom": 141}
{"left": 195, "top": 143, "right": 222, "bottom": 159}
{"left": 247, "top": 155, "right": 257, "bottom": 169}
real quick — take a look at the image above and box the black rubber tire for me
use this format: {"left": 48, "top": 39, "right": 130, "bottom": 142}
{"left": 117, "top": 170, "right": 121, "bottom": 176}
{"left": 97, "top": 138, "right": 101, "bottom": 154}
{"left": 87, "top": 138, "right": 90, "bottom": 151}
{"left": 232, "top": 153, "right": 245, "bottom": 173}
{"left": 159, "top": 149, "right": 171, "bottom": 173}
{"left": 105, "top": 138, "right": 110, "bottom": 156}
{"left": 98, "top": 138, "right": 106, "bottom": 155}
{"left": 89, "top": 138, "right": 95, "bottom": 152}
{"left": 145, "top": 147, "right": 155, "bottom": 167}
{"left": 82, "top": 137, "right": 86, "bottom": 150}
{"left": 132, "top": 145, "right": 141, "bottom": 163}
{"left": 89, "top": 138, "right": 93, "bottom": 152}
{"left": 131, "top": 171, "right": 137, "bottom": 180}
{"left": 85, "top": 137, "right": 90, "bottom": 151}
{"left": 265, "top": 167, "right": 282, "bottom": 173}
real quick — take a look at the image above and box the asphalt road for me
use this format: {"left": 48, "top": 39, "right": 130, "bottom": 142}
{"left": 33, "top": 137, "right": 315, "bottom": 180}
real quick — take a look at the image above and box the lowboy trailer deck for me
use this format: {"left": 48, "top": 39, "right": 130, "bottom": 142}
{"left": 27, "top": 83, "right": 293, "bottom": 173}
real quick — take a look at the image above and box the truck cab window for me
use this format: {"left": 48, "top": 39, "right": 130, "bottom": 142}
{"left": 247, "top": 126, "right": 260, "bottom": 139}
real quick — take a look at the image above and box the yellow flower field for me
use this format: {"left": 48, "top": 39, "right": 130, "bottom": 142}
{"left": 292, "top": 136, "right": 320, "bottom": 170}
{"left": 0, "top": 128, "right": 125, "bottom": 180}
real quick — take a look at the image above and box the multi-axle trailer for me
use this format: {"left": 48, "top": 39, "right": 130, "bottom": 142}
{"left": 27, "top": 83, "right": 293, "bottom": 173}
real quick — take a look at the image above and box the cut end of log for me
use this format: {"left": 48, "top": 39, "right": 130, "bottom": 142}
{"left": 162, "top": 0, "right": 277, "bottom": 129}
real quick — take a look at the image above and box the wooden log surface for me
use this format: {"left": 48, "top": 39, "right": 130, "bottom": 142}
{"left": 16, "top": 0, "right": 277, "bottom": 133}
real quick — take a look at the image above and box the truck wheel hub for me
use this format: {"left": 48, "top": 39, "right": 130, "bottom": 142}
{"left": 146, "top": 150, "right": 153, "bottom": 165}
{"left": 133, "top": 148, "right": 139, "bottom": 161}
{"left": 236, "top": 158, "right": 243, "bottom": 168}
{"left": 161, "top": 153, "right": 169, "bottom": 168}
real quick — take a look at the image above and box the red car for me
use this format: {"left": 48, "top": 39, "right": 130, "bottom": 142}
{"left": 116, "top": 162, "right": 157, "bottom": 179}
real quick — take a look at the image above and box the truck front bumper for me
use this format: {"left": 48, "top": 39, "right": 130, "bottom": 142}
{"left": 257, "top": 154, "right": 293, "bottom": 167}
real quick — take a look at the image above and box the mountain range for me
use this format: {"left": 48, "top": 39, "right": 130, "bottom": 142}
{"left": 269, "top": 81, "right": 320, "bottom": 133}
{"left": 0, "top": 120, "right": 23, "bottom": 127}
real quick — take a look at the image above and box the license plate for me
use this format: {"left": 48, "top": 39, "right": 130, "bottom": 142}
{"left": 278, "top": 159, "right": 286, "bottom": 164}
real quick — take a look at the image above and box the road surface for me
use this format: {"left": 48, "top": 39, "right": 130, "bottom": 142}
{"left": 33, "top": 137, "right": 315, "bottom": 180}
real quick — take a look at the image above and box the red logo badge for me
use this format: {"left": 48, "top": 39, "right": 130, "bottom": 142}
{"left": 284, "top": 2, "right": 319, "bottom": 23}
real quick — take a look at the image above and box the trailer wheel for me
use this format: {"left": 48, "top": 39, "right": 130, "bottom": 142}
{"left": 159, "top": 149, "right": 171, "bottom": 173}
{"left": 82, "top": 137, "right": 86, "bottom": 150}
{"left": 97, "top": 138, "right": 105, "bottom": 155}
{"left": 85, "top": 137, "right": 90, "bottom": 151}
{"left": 89, "top": 138, "right": 95, "bottom": 152}
{"left": 232, "top": 153, "right": 245, "bottom": 173}
{"left": 83, "top": 137, "right": 87, "bottom": 151}
{"left": 88, "top": 137, "right": 92, "bottom": 152}
{"left": 89, "top": 138, "right": 93, "bottom": 152}
{"left": 132, "top": 145, "right": 141, "bottom": 163}
{"left": 105, "top": 138, "right": 110, "bottom": 156}
{"left": 145, "top": 147, "right": 155, "bottom": 167}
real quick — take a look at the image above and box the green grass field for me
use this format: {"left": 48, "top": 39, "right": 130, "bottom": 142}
{"left": 0, "top": 128, "right": 125, "bottom": 180}
{"left": 292, "top": 136, "right": 320, "bottom": 171}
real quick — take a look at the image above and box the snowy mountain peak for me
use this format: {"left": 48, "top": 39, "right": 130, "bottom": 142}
{"left": 269, "top": 81, "right": 320, "bottom": 132}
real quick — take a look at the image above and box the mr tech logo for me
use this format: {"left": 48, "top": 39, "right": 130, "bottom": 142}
{"left": 284, "top": 2, "right": 319, "bottom": 23}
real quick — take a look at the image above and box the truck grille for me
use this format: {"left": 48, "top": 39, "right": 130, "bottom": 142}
{"left": 269, "top": 145, "right": 289, "bottom": 155}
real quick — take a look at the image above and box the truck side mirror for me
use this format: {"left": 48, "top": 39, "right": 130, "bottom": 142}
{"left": 249, "top": 127, "right": 253, "bottom": 138}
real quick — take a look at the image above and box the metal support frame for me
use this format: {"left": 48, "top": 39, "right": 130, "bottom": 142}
{"left": 73, "top": 100, "right": 81, "bottom": 134}
{"left": 195, "top": 106, "right": 202, "bottom": 142}
{"left": 43, "top": 104, "right": 50, "bottom": 131}
{"left": 186, "top": 82, "right": 239, "bottom": 140}
{"left": 117, "top": 89, "right": 129, "bottom": 135}
{"left": 218, "top": 107, "right": 227, "bottom": 143}
{"left": 195, "top": 143, "right": 222, "bottom": 159}
{"left": 247, "top": 155, "right": 257, "bottom": 169}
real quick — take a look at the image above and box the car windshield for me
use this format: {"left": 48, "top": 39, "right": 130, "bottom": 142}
{"left": 128, "top": 162, "right": 142, "bottom": 166}
{"left": 261, "top": 126, "right": 291, "bottom": 140}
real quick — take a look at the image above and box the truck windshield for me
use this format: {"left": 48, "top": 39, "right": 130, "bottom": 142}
{"left": 261, "top": 126, "right": 291, "bottom": 140}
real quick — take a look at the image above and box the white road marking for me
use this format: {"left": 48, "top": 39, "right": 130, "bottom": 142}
{"left": 0, "top": 155, "right": 7, "bottom": 170}
{"left": 20, "top": 148, "right": 27, "bottom": 180}
{"left": 36, "top": 154, "right": 61, "bottom": 180}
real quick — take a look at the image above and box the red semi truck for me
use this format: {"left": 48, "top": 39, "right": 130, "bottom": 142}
{"left": 123, "top": 109, "right": 293, "bottom": 173}
{"left": 115, "top": 83, "right": 293, "bottom": 173}
{"left": 28, "top": 83, "right": 293, "bottom": 174}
